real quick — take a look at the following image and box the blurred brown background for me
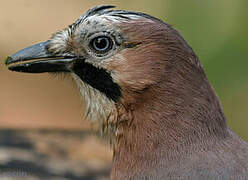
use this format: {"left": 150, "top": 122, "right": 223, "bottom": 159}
{"left": 0, "top": 0, "right": 247, "bottom": 179}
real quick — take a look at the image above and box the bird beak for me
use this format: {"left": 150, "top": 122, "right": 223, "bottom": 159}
{"left": 5, "top": 41, "right": 79, "bottom": 73}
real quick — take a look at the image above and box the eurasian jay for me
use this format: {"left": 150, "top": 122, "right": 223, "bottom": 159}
{"left": 5, "top": 5, "right": 248, "bottom": 180}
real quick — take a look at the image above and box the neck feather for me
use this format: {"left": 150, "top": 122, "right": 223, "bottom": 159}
{"left": 111, "top": 57, "right": 229, "bottom": 179}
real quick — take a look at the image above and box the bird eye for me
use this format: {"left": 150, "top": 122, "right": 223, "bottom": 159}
{"left": 90, "top": 36, "right": 113, "bottom": 53}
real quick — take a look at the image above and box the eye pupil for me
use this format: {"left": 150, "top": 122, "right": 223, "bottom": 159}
{"left": 95, "top": 38, "right": 108, "bottom": 50}
{"left": 91, "top": 36, "right": 112, "bottom": 53}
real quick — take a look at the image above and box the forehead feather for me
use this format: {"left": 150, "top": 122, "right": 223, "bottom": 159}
{"left": 73, "top": 15, "right": 122, "bottom": 42}
{"left": 73, "top": 5, "right": 155, "bottom": 27}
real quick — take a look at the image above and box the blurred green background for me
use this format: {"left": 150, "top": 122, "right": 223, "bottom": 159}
{"left": 0, "top": 0, "right": 247, "bottom": 141}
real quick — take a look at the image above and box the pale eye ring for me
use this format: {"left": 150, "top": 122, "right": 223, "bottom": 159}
{"left": 90, "top": 36, "right": 113, "bottom": 53}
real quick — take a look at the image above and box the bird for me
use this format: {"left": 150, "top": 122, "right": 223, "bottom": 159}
{"left": 5, "top": 5, "right": 248, "bottom": 180}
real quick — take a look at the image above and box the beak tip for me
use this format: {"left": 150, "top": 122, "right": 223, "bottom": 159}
{"left": 8, "top": 65, "right": 19, "bottom": 72}
{"left": 5, "top": 41, "right": 51, "bottom": 66}
{"left": 5, "top": 56, "right": 13, "bottom": 65}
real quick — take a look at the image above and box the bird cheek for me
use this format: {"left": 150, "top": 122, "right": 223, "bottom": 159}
{"left": 106, "top": 54, "right": 156, "bottom": 88}
{"left": 105, "top": 67, "right": 151, "bottom": 105}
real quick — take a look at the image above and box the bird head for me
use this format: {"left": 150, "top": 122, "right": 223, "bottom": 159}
{"left": 6, "top": 5, "right": 220, "bottom": 139}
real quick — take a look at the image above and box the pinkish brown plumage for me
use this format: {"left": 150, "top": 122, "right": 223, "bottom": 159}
{"left": 6, "top": 5, "right": 248, "bottom": 180}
